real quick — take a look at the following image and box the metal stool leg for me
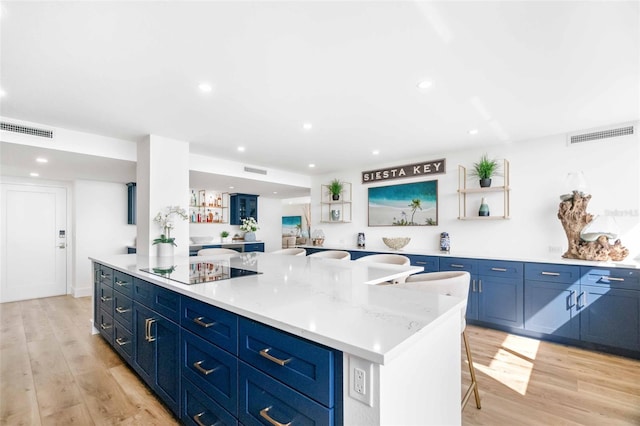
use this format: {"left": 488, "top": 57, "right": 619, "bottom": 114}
{"left": 461, "top": 330, "right": 481, "bottom": 410}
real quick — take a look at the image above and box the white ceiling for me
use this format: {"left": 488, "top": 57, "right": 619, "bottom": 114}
{"left": 1, "top": 1, "right": 638, "bottom": 195}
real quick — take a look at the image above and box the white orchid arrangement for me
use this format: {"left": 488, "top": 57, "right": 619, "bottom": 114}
{"left": 153, "top": 206, "right": 188, "bottom": 246}
{"left": 240, "top": 217, "right": 259, "bottom": 233}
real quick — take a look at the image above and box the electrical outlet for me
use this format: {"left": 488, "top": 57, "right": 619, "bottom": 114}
{"left": 349, "top": 355, "right": 373, "bottom": 406}
{"left": 354, "top": 367, "right": 366, "bottom": 394}
{"left": 548, "top": 246, "right": 562, "bottom": 253}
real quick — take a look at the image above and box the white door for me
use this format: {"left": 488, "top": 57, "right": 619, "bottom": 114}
{"left": 1, "top": 183, "right": 67, "bottom": 302}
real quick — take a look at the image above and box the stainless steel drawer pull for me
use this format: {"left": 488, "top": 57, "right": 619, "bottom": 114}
{"left": 450, "top": 264, "right": 464, "bottom": 268}
{"left": 541, "top": 272, "right": 560, "bottom": 276}
{"left": 115, "top": 337, "right": 129, "bottom": 346}
{"left": 415, "top": 261, "right": 426, "bottom": 265}
{"left": 192, "top": 412, "right": 207, "bottom": 426}
{"left": 100, "top": 296, "right": 112, "bottom": 302}
{"left": 605, "top": 276, "right": 625, "bottom": 282}
{"left": 259, "top": 348, "right": 292, "bottom": 366}
{"left": 145, "top": 318, "right": 157, "bottom": 342}
{"left": 472, "top": 279, "right": 476, "bottom": 292}
{"left": 193, "top": 316, "right": 216, "bottom": 328}
{"left": 115, "top": 306, "right": 130, "bottom": 314}
{"left": 491, "top": 267, "right": 507, "bottom": 272}
{"left": 100, "top": 323, "right": 112, "bottom": 330}
{"left": 100, "top": 273, "right": 107, "bottom": 279}
{"left": 193, "top": 360, "right": 219, "bottom": 376}
{"left": 115, "top": 280, "right": 128, "bottom": 286}
{"left": 260, "top": 406, "right": 292, "bottom": 426}
{"left": 479, "top": 279, "right": 482, "bottom": 293}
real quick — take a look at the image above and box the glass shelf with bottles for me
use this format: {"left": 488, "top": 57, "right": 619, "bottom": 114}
{"left": 190, "top": 190, "right": 229, "bottom": 224}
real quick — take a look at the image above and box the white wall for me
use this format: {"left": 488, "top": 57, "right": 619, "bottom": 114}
{"left": 311, "top": 128, "right": 640, "bottom": 262}
{"left": 73, "top": 179, "right": 136, "bottom": 296}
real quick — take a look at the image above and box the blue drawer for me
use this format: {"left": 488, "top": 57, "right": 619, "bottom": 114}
{"left": 239, "top": 362, "right": 332, "bottom": 426}
{"left": 182, "top": 297, "right": 238, "bottom": 355}
{"left": 134, "top": 278, "right": 181, "bottom": 323}
{"left": 244, "top": 243, "right": 264, "bottom": 252}
{"left": 348, "top": 250, "right": 379, "bottom": 260}
{"left": 97, "top": 265, "right": 113, "bottom": 287}
{"left": 113, "top": 270, "right": 134, "bottom": 298}
{"left": 182, "top": 378, "right": 238, "bottom": 426}
{"left": 98, "top": 282, "right": 114, "bottom": 313}
{"left": 525, "top": 263, "right": 580, "bottom": 284}
{"left": 406, "top": 255, "right": 439, "bottom": 273}
{"left": 113, "top": 291, "right": 133, "bottom": 331}
{"left": 182, "top": 331, "right": 238, "bottom": 415}
{"left": 478, "top": 260, "right": 523, "bottom": 278}
{"left": 239, "top": 318, "right": 335, "bottom": 408}
{"left": 439, "top": 257, "right": 478, "bottom": 274}
{"left": 98, "top": 308, "right": 114, "bottom": 344}
{"left": 580, "top": 267, "right": 640, "bottom": 290}
{"left": 113, "top": 321, "right": 133, "bottom": 362}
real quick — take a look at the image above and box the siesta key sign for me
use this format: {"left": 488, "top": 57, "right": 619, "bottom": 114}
{"left": 361, "top": 158, "right": 446, "bottom": 183}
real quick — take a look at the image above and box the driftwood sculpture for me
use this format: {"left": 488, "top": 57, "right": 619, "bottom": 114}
{"left": 557, "top": 191, "right": 629, "bottom": 261}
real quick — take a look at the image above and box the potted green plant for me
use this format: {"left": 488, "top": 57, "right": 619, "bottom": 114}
{"left": 152, "top": 206, "right": 188, "bottom": 256}
{"left": 220, "top": 230, "right": 230, "bottom": 243}
{"left": 328, "top": 178, "right": 344, "bottom": 201}
{"left": 470, "top": 154, "right": 500, "bottom": 187}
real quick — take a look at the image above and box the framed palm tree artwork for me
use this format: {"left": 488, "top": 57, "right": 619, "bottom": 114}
{"left": 367, "top": 180, "right": 438, "bottom": 226}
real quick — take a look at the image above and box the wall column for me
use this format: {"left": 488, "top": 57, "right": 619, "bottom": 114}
{"left": 136, "top": 135, "right": 189, "bottom": 256}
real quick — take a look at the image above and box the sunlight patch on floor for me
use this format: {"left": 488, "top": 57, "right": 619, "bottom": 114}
{"left": 474, "top": 334, "right": 541, "bottom": 396}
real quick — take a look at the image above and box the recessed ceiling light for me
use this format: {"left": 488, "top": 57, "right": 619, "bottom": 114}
{"left": 30, "top": 172, "right": 39, "bottom": 177}
{"left": 229, "top": 186, "right": 234, "bottom": 189}
{"left": 372, "top": 150, "right": 380, "bottom": 155}
{"left": 36, "top": 157, "right": 48, "bottom": 163}
{"left": 417, "top": 80, "right": 433, "bottom": 90}
{"left": 273, "top": 191, "right": 278, "bottom": 194}
{"left": 198, "top": 82, "right": 213, "bottom": 92}
{"left": 237, "top": 146, "right": 245, "bottom": 152}
{"left": 308, "top": 163, "right": 315, "bottom": 168}
{"left": 303, "top": 122, "right": 313, "bottom": 131}
{"left": 468, "top": 129, "right": 479, "bottom": 135}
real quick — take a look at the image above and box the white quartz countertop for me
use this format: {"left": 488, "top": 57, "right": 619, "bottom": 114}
{"left": 90, "top": 253, "right": 463, "bottom": 365}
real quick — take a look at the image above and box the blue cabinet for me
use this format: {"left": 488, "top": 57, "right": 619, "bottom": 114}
{"left": 440, "top": 257, "right": 479, "bottom": 320}
{"left": 132, "top": 301, "right": 181, "bottom": 414}
{"left": 243, "top": 243, "right": 264, "bottom": 252}
{"left": 126, "top": 182, "right": 136, "bottom": 225}
{"left": 579, "top": 267, "right": 640, "bottom": 351}
{"left": 524, "top": 263, "right": 581, "bottom": 339}
{"left": 477, "top": 260, "right": 524, "bottom": 329}
{"left": 406, "top": 254, "right": 439, "bottom": 273}
{"left": 230, "top": 193, "right": 258, "bottom": 225}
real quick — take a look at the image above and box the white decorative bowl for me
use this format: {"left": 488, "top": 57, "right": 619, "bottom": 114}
{"left": 191, "top": 236, "right": 215, "bottom": 244}
{"left": 383, "top": 237, "right": 411, "bottom": 250}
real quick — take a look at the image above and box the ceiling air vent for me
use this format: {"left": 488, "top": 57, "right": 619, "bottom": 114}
{"left": 244, "top": 166, "right": 267, "bottom": 175}
{"left": 0, "top": 122, "right": 54, "bottom": 139}
{"left": 567, "top": 124, "right": 634, "bottom": 145}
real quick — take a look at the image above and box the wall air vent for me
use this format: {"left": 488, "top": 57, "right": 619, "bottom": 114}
{"left": 567, "top": 124, "right": 634, "bottom": 145}
{"left": 1, "top": 122, "right": 54, "bottom": 139}
{"left": 244, "top": 166, "right": 267, "bottom": 175}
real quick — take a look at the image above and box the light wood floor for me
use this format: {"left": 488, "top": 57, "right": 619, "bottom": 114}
{"left": 1, "top": 295, "right": 639, "bottom": 425}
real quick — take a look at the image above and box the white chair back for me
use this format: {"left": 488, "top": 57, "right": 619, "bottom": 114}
{"left": 355, "top": 254, "right": 410, "bottom": 266}
{"left": 197, "top": 248, "right": 240, "bottom": 256}
{"left": 308, "top": 250, "right": 351, "bottom": 260}
{"left": 270, "top": 248, "right": 307, "bottom": 256}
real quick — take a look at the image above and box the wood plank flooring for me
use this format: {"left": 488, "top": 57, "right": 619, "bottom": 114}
{"left": 1, "top": 295, "right": 639, "bottom": 425}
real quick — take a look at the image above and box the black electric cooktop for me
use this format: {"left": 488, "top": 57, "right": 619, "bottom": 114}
{"left": 141, "top": 261, "right": 260, "bottom": 285}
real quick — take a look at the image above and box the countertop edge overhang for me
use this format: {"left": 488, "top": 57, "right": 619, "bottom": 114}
{"left": 89, "top": 253, "right": 463, "bottom": 365}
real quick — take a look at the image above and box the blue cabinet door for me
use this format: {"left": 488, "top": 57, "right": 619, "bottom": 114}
{"left": 230, "top": 194, "right": 258, "bottom": 225}
{"left": 439, "top": 258, "right": 478, "bottom": 320}
{"left": 133, "top": 302, "right": 155, "bottom": 385}
{"left": 524, "top": 280, "right": 580, "bottom": 339}
{"left": 478, "top": 275, "right": 524, "bottom": 328}
{"left": 579, "top": 285, "right": 640, "bottom": 351}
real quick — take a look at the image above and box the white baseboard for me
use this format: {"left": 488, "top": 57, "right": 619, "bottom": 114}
{"left": 74, "top": 286, "right": 93, "bottom": 298}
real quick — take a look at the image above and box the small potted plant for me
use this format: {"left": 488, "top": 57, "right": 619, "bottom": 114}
{"left": 470, "top": 154, "right": 500, "bottom": 187}
{"left": 327, "top": 178, "right": 344, "bottom": 201}
{"left": 220, "top": 230, "right": 230, "bottom": 243}
{"left": 152, "top": 206, "right": 188, "bottom": 256}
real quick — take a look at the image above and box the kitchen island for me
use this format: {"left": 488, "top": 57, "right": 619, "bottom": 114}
{"left": 91, "top": 252, "right": 465, "bottom": 425}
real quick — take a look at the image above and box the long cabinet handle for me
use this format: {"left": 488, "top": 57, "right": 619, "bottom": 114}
{"left": 115, "top": 306, "right": 130, "bottom": 314}
{"left": 415, "top": 261, "right": 427, "bottom": 265}
{"left": 450, "top": 264, "right": 464, "bottom": 268}
{"left": 100, "top": 273, "right": 107, "bottom": 279}
{"left": 491, "top": 267, "right": 507, "bottom": 272}
{"left": 569, "top": 290, "right": 577, "bottom": 308}
{"left": 145, "top": 318, "right": 157, "bottom": 342}
{"left": 478, "top": 279, "right": 482, "bottom": 293}
{"left": 259, "top": 348, "right": 292, "bottom": 366}
{"left": 100, "top": 296, "right": 112, "bottom": 302}
{"left": 193, "top": 360, "right": 218, "bottom": 376}
{"left": 115, "top": 337, "right": 129, "bottom": 346}
{"left": 100, "top": 323, "right": 112, "bottom": 330}
{"left": 541, "top": 271, "right": 560, "bottom": 276}
{"left": 259, "top": 406, "right": 292, "bottom": 426}
{"left": 115, "top": 280, "right": 128, "bottom": 287}
{"left": 193, "top": 316, "right": 216, "bottom": 328}
{"left": 577, "top": 291, "right": 586, "bottom": 308}
{"left": 472, "top": 279, "right": 476, "bottom": 292}
{"left": 605, "top": 276, "right": 624, "bottom": 282}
